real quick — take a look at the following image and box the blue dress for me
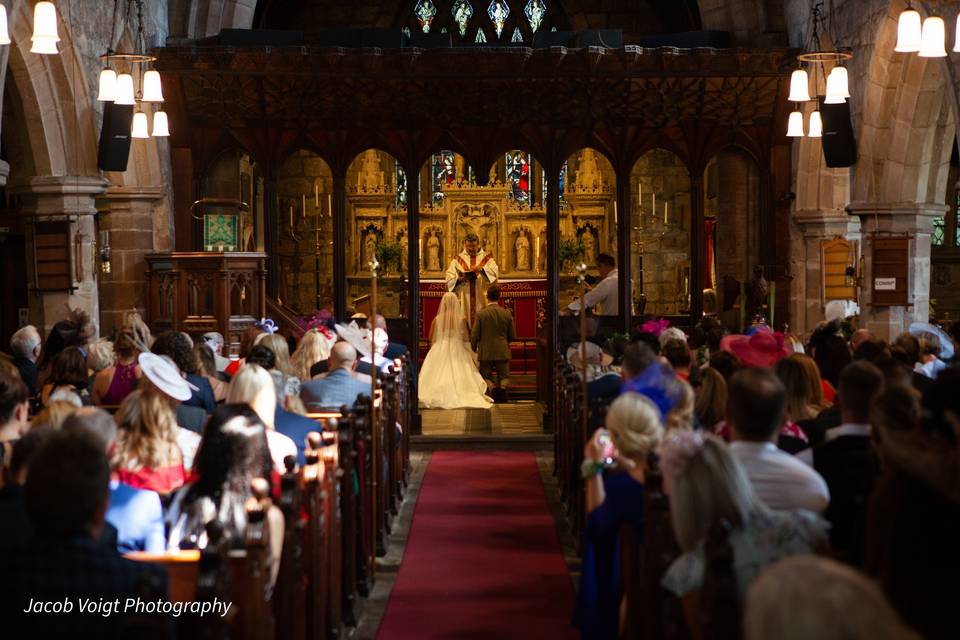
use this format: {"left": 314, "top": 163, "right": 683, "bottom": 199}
{"left": 573, "top": 471, "right": 645, "bottom": 639}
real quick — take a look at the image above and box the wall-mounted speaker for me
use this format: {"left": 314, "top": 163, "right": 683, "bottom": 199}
{"left": 97, "top": 102, "right": 133, "bottom": 172}
{"left": 819, "top": 98, "right": 857, "bottom": 168}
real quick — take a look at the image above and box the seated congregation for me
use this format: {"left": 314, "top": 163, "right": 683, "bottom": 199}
{"left": 560, "top": 315, "right": 959, "bottom": 640}
{"left": 0, "top": 308, "right": 411, "bottom": 639}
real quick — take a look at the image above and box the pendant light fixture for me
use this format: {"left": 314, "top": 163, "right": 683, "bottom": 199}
{"left": 918, "top": 14, "right": 947, "bottom": 57}
{"left": 31, "top": 2, "right": 60, "bottom": 54}
{"left": 99, "top": 0, "right": 168, "bottom": 138}
{"left": 787, "top": 1, "right": 852, "bottom": 138}
{"left": 895, "top": 2, "right": 922, "bottom": 52}
{"left": 0, "top": 5, "right": 10, "bottom": 46}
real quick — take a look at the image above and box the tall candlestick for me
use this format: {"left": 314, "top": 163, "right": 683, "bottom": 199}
{"left": 327, "top": 194, "right": 332, "bottom": 218}
{"left": 302, "top": 194, "right": 307, "bottom": 219}
{"left": 652, "top": 193, "right": 656, "bottom": 221}
{"left": 419, "top": 238, "right": 423, "bottom": 265}
{"left": 638, "top": 182, "right": 642, "bottom": 209}
{"left": 613, "top": 201, "right": 618, "bottom": 225}
{"left": 289, "top": 205, "right": 293, "bottom": 228}
{"left": 315, "top": 183, "right": 319, "bottom": 207}
{"left": 664, "top": 201, "right": 669, "bottom": 225}
{"left": 535, "top": 236, "right": 540, "bottom": 271}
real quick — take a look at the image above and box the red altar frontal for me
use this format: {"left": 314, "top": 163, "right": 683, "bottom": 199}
{"left": 419, "top": 280, "right": 547, "bottom": 340}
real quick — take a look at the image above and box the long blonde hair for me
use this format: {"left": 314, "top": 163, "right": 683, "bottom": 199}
{"left": 261, "top": 334, "right": 296, "bottom": 377}
{"left": 775, "top": 354, "right": 822, "bottom": 421}
{"left": 665, "top": 378, "right": 695, "bottom": 433}
{"left": 112, "top": 377, "right": 180, "bottom": 471}
{"left": 694, "top": 367, "right": 727, "bottom": 429}
{"left": 291, "top": 329, "right": 333, "bottom": 380}
{"left": 227, "top": 364, "right": 277, "bottom": 430}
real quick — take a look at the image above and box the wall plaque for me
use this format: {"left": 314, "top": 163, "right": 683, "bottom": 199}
{"left": 871, "top": 237, "right": 909, "bottom": 306}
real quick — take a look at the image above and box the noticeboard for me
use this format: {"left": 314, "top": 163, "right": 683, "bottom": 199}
{"left": 871, "top": 237, "right": 909, "bottom": 306}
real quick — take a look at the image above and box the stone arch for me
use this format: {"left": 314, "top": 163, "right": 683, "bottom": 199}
{"left": 171, "top": 0, "right": 258, "bottom": 39}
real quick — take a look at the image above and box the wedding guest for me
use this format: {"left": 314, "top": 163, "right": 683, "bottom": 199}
{"left": 914, "top": 332, "right": 946, "bottom": 379}
{"left": 113, "top": 353, "right": 195, "bottom": 495}
{"left": 35, "top": 307, "right": 96, "bottom": 391}
{"left": 9, "top": 325, "right": 41, "bottom": 397}
{"left": 809, "top": 324, "right": 850, "bottom": 399}
{"left": 665, "top": 377, "right": 695, "bottom": 432}
{"left": 1, "top": 428, "right": 168, "bottom": 638}
{"left": 165, "top": 404, "right": 284, "bottom": 586}
{"left": 152, "top": 331, "right": 215, "bottom": 413}
{"left": 775, "top": 356, "right": 822, "bottom": 423}
{"left": 201, "top": 331, "right": 231, "bottom": 373}
{"left": 225, "top": 326, "right": 265, "bottom": 378}
{"left": 744, "top": 556, "right": 919, "bottom": 640}
{"left": 39, "top": 347, "right": 91, "bottom": 407}
{"left": 620, "top": 341, "right": 657, "bottom": 381}
{"left": 259, "top": 335, "right": 306, "bottom": 414}
{"left": 574, "top": 392, "right": 664, "bottom": 639}
{"left": 660, "top": 432, "right": 827, "bottom": 634}
{"left": 375, "top": 314, "right": 408, "bottom": 360}
{"left": 62, "top": 407, "right": 165, "bottom": 554}
{"left": 85, "top": 338, "right": 115, "bottom": 395}
{"left": 292, "top": 327, "right": 336, "bottom": 380}
{"left": 662, "top": 337, "right": 692, "bottom": 379}
{"left": 708, "top": 350, "right": 741, "bottom": 382}
{"left": 93, "top": 312, "right": 151, "bottom": 406}
{"left": 0, "top": 427, "right": 52, "bottom": 549}
{"left": 0, "top": 363, "right": 29, "bottom": 471}
{"left": 30, "top": 400, "right": 79, "bottom": 431}
{"left": 301, "top": 342, "right": 370, "bottom": 412}
{"left": 726, "top": 368, "right": 829, "bottom": 512}
{"left": 194, "top": 342, "right": 228, "bottom": 403}
{"left": 692, "top": 366, "right": 726, "bottom": 431}
{"left": 226, "top": 364, "right": 298, "bottom": 473}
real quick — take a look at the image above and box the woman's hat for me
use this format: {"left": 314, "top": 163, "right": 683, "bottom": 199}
{"left": 566, "top": 341, "right": 613, "bottom": 368}
{"left": 720, "top": 329, "right": 793, "bottom": 368}
{"left": 909, "top": 322, "right": 955, "bottom": 360}
{"left": 138, "top": 352, "right": 195, "bottom": 401}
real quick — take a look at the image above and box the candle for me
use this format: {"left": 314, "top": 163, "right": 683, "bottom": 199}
{"left": 652, "top": 193, "right": 656, "bottom": 221}
{"left": 302, "top": 194, "right": 307, "bottom": 219}
{"left": 289, "top": 205, "right": 294, "bottom": 228}
{"left": 638, "top": 182, "right": 642, "bottom": 209}
{"left": 327, "top": 194, "right": 332, "bottom": 218}
{"left": 664, "top": 202, "right": 669, "bottom": 225}
{"left": 613, "top": 201, "right": 618, "bottom": 225}
{"left": 419, "top": 238, "right": 423, "bottom": 265}
{"left": 535, "top": 236, "right": 540, "bottom": 270}
{"left": 315, "top": 183, "right": 319, "bottom": 207}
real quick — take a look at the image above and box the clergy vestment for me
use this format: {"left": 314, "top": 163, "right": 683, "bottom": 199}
{"left": 445, "top": 249, "right": 499, "bottom": 330}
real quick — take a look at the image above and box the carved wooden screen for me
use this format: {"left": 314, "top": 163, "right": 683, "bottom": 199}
{"left": 32, "top": 220, "right": 74, "bottom": 292}
{"left": 821, "top": 237, "right": 856, "bottom": 302}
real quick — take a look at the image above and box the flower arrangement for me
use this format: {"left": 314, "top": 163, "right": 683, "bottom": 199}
{"left": 375, "top": 240, "right": 404, "bottom": 273}
{"left": 558, "top": 238, "right": 585, "bottom": 269}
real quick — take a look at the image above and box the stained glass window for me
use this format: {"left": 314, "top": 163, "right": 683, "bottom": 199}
{"left": 933, "top": 216, "right": 945, "bottom": 246}
{"left": 488, "top": 0, "right": 510, "bottom": 38}
{"left": 475, "top": 28, "right": 487, "bottom": 43}
{"left": 524, "top": 0, "right": 546, "bottom": 33}
{"left": 453, "top": 0, "right": 474, "bottom": 37}
{"left": 395, "top": 163, "right": 408, "bottom": 209}
{"left": 506, "top": 151, "right": 531, "bottom": 204}
{"left": 431, "top": 151, "right": 457, "bottom": 203}
{"left": 511, "top": 26, "right": 523, "bottom": 43}
{"left": 415, "top": 0, "right": 438, "bottom": 33}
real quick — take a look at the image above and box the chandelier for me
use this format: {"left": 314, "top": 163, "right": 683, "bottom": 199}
{"left": 786, "top": 1, "right": 851, "bottom": 138}
{"left": 895, "top": 1, "right": 957, "bottom": 57}
{"left": 97, "top": 0, "right": 168, "bottom": 138}
{"left": 0, "top": 1, "right": 62, "bottom": 54}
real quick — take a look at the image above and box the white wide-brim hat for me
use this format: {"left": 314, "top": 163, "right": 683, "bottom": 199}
{"left": 909, "top": 322, "right": 955, "bottom": 360}
{"left": 138, "top": 352, "right": 195, "bottom": 401}
{"left": 566, "top": 341, "right": 613, "bottom": 368}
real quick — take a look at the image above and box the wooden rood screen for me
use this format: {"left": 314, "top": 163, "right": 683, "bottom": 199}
{"left": 127, "top": 355, "right": 413, "bottom": 640}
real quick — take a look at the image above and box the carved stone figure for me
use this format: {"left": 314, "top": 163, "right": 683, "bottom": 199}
{"left": 400, "top": 232, "right": 409, "bottom": 272}
{"left": 426, "top": 231, "right": 441, "bottom": 272}
{"left": 746, "top": 264, "right": 769, "bottom": 320}
{"left": 582, "top": 229, "right": 596, "bottom": 266}
{"left": 357, "top": 150, "right": 384, "bottom": 192}
{"left": 364, "top": 230, "right": 377, "bottom": 270}
{"left": 515, "top": 233, "right": 530, "bottom": 271}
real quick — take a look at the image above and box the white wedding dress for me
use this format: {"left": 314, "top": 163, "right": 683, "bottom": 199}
{"left": 419, "top": 292, "right": 493, "bottom": 409}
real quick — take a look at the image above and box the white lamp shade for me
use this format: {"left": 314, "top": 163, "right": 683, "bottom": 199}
{"left": 787, "top": 110, "right": 804, "bottom": 137}
{"left": 788, "top": 68, "right": 811, "bottom": 102}
{"left": 919, "top": 16, "right": 947, "bottom": 57}
{"left": 141, "top": 70, "right": 164, "bottom": 102}
{"left": 97, "top": 68, "right": 117, "bottom": 102}
{"left": 954, "top": 14, "right": 960, "bottom": 52}
{"left": 895, "top": 8, "right": 922, "bottom": 52}
{"left": 824, "top": 68, "right": 847, "bottom": 104}
{"left": 131, "top": 112, "right": 149, "bottom": 138}
{"left": 152, "top": 110, "right": 169, "bottom": 137}
{"left": 808, "top": 111, "right": 823, "bottom": 138}
{"left": 0, "top": 6, "right": 11, "bottom": 45}
{"left": 827, "top": 66, "right": 850, "bottom": 98}
{"left": 114, "top": 74, "right": 135, "bottom": 105}
{"left": 30, "top": 2, "right": 60, "bottom": 54}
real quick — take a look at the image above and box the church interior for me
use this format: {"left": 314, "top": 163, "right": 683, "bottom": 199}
{"left": 1, "top": 1, "right": 959, "bottom": 639}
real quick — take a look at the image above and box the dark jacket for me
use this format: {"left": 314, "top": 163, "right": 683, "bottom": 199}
{"left": 184, "top": 373, "right": 216, "bottom": 414}
{"left": 275, "top": 406, "right": 319, "bottom": 466}
{"left": 13, "top": 357, "right": 38, "bottom": 397}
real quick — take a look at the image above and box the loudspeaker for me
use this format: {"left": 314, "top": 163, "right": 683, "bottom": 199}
{"left": 819, "top": 98, "right": 857, "bottom": 168}
{"left": 97, "top": 102, "right": 133, "bottom": 172}
{"left": 576, "top": 30, "right": 623, "bottom": 49}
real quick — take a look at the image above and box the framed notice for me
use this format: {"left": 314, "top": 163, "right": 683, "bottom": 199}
{"left": 821, "top": 238, "right": 857, "bottom": 301}
{"left": 871, "top": 237, "right": 909, "bottom": 306}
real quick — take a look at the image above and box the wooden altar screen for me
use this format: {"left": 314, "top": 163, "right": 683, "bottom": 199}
{"left": 145, "top": 252, "right": 267, "bottom": 355}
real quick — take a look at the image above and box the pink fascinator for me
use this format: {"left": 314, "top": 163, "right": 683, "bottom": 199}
{"left": 640, "top": 317, "right": 671, "bottom": 338}
{"left": 659, "top": 430, "right": 705, "bottom": 479}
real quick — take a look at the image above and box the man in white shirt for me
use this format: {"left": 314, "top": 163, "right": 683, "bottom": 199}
{"left": 727, "top": 367, "right": 830, "bottom": 513}
{"left": 566, "top": 253, "right": 618, "bottom": 316}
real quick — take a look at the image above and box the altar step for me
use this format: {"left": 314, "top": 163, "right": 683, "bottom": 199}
{"left": 419, "top": 402, "right": 544, "bottom": 436}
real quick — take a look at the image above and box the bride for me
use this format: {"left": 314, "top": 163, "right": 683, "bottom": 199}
{"left": 419, "top": 292, "right": 493, "bottom": 409}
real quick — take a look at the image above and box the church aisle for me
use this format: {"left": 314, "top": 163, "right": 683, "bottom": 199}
{"left": 376, "top": 451, "right": 577, "bottom": 639}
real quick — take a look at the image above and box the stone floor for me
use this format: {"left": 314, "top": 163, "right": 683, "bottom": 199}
{"left": 420, "top": 401, "right": 545, "bottom": 436}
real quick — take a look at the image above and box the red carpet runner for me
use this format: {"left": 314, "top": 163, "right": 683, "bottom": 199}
{"left": 377, "top": 451, "right": 577, "bottom": 639}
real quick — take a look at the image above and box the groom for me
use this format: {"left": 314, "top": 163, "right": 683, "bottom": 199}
{"left": 471, "top": 285, "right": 516, "bottom": 402}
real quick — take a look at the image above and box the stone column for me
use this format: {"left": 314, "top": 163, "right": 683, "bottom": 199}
{"left": 98, "top": 185, "right": 164, "bottom": 334}
{"left": 791, "top": 209, "right": 861, "bottom": 336}
{"left": 846, "top": 202, "right": 946, "bottom": 341}
{"left": 11, "top": 176, "right": 109, "bottom": 335}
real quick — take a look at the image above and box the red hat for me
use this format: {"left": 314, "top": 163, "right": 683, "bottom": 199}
{"left": 720, "top": 329, "right": 793, "bottom": 368}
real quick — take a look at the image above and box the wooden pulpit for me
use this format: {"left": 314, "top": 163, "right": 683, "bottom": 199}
{"left": 145, "top": 252, "right": 267, "bottom": 355}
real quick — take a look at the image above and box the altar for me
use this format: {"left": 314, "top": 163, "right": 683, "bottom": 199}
{"left": 419, "top": 279, "right": 547, "bottom": 340}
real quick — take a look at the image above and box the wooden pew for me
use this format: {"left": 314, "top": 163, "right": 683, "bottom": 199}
{"left": 127, "top": 480, "right": 276, "bottom": 640}
{"left": 301, "top": 433, "right": 330, "bottom": 640}
{"left": 700, "top": 519, "right": 741, "bottom": 640}
{"left": 335, "top": 410, "right": 361, "bottom": 627}
{"left": 274, "top": 455, "right": 306, "bottom": 640}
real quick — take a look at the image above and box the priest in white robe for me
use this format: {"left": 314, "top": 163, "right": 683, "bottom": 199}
{"left": 445, "top": 233, "right": 499, "bottom": 331}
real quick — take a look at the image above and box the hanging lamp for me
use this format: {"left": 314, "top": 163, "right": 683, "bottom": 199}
{"left": 31, "top": 2, "right": 61, "bottom": 54}
{"left": 918, "top": 15, "right": 947, "bottom": 57}
{"left": 895, "top": 3, "right": 922, "bottom": 52}
{"left": 0, "top": 5, "right": 10, "bottom": 46}
{"left": 787, "top": 111, "right": 805, "bottom": 137}
{"left": 808, "top": 111, "right": 823, "bottom": 138}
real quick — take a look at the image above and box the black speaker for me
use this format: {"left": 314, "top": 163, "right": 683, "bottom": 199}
{"left": 97, "top": 102, "right": 133, "bottom": 172}
{"left": 819, "top": 98, "right": 857, "bottom": 168}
